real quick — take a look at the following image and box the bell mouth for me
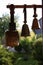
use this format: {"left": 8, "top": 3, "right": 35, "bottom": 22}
{"left": 21, "top": 23, "right": 30, "bottom": 37}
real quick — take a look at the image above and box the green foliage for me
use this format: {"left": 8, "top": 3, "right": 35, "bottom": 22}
{"left": 0, "top": 14, "right": 9, "bottom": 39}
{"left": 0, "top": 45, "right": 16, "bottom": 65}
{"left": 15, "top": 37, "right": 34, "bottom": 55}
{"left": 0, "top": 35, "right": 39, "bottom": 65}
{"left": 30, "top": 36, "right": 36, "bottom": 44}
{"left": 36, "top": 34, "right": 42, "bottom": 39}
{"left": 15, "top": 44, "right": 22, "bottom": 52}
{"left": 33, "top": 38, "right": 43, "bottom": 65}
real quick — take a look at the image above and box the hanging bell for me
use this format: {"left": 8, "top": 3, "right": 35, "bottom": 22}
{"left": 32, "top": 7, "right": 40, "bottom": 30}
{"left": 5, "top": 4, "right": 19, "bottom": 47}
{"left": 21, "top": 5, "right": 30, "bottom": 37}
{"left": 21, "top": 23, "right": 30, "bottom": 37}
{"left": 32, "top": 17, "right": 40, "bottom": 30}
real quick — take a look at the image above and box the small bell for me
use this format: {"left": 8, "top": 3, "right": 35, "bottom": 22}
{"left": 21, "top": 4, "right": 30, "bottom": 37}
{"left": 32, "top": 7, "right": 40, "bottom": 30}
{"left": 21, "top": 23, "right": 30, "bottom": 37}
{"left": 32, "top": 18, "right": 40, "bottom": 30}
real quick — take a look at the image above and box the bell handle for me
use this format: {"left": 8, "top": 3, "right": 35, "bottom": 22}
{"left": 33, "top": 7, "right": 37, "bottom": 17}
{"left": 23, "top": 4, "right": 27, "bottom": 23}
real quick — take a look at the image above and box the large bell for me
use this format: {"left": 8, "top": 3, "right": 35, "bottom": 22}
{"left": 32, "top": 18, "right": 40, "bottom": 30}
{"left": 21, "top": 23, "right": 30, "bottom": 37}
{"left": 5, "top": 4, "right": 19, "bottom": 47}
{"left": 5, "top": 30, "right": 19, "bottom": 47}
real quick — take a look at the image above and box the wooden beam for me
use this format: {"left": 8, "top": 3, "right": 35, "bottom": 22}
{"left": 7, "top": 4, "right": 43, "bottom": 8}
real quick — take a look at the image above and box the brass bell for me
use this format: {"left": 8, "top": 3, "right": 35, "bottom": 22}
{"left": 32, "top": 18, "right": 40, "bottom": 30}
{"left": 21, "top": 23, "right": 30, "bottom": 37}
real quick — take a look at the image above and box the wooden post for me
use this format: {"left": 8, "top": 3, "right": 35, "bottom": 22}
{"left": 42, "top": 0, "right": 43, "bottom": 56}
{"left": 42, "top": 0, "right": 43, "bottom": 36}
